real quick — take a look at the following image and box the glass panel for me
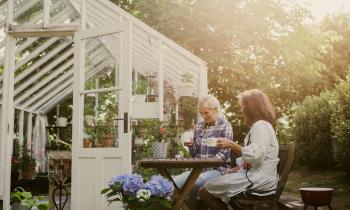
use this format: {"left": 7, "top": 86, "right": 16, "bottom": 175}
{"left": 131, "top": 70, "right": 160, "bottom": 103}
{"left": 83, "top": 91, "right": 119, "bottom": 148}
{"left": 14, "top": 0, "right": 43, "bottom": 25}
{"left": 50, "top": 0, "right": 80, "bottom": 24}
{"left": 84, "top": 33, "right": 120, "bottom": 90}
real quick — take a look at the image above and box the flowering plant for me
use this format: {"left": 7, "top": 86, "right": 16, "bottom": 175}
{"left": 159, "top": 127, "right": 166, "bottom": 141}
{"left": 101, "top": 173, "right": 173, "bottom": 210}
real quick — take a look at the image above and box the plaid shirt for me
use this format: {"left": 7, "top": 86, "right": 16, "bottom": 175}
{"left": 189, "top": 115, "right": 233, "bottom": 174}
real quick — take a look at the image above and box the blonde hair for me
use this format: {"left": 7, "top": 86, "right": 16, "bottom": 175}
{"left": 197, "top": 94, "right": 221, "bottom": 114}
{"left": 238, "top": 89, "right": 275, "bottom": 127}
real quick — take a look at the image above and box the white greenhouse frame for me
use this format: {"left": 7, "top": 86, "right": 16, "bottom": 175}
{"left": 0, "top": 0, "right": 207, "bottom": 209}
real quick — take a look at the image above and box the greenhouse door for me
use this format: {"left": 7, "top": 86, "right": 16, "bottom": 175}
{"left": 72, "top": 23, "right": 132, "bottom": 210}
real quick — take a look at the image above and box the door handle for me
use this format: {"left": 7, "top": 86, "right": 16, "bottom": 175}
{"left": 114, "top": 112, "right": 128, "bottom": 133}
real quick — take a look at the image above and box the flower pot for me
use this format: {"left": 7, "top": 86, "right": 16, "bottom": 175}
{"left": 133, "top": 95, "right": 147, "bottom": 103}
{"left": 152, "top": 142, "right": 168, "bottom": 159}
{"left": 147, "top": 95, "right": 157, "bottom": 102}
{"left": 21, "top": 166, "right": 35, "bottom": 179}
{"left": 95, "top": 143, "right": 104, "bottom": 148}
{"left": 83, "top": 139, "right": 92, "bottom": 148}
{"left": 102, "top": 135, "right": 115, "bottom": 147}
{"left": 178, "top": 84, "right": 194, "bottom": 97}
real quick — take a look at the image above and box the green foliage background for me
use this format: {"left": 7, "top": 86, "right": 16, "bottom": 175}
{"left": 110, "top": 0, "right": 350, "bottom": 143}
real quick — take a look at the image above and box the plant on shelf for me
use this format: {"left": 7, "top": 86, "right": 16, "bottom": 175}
{"left": 178, "top": 72, "right": 194, "bottom": 97}
{"left": 101, "top": 173, "right": 173, "bottom": 210}
{"left": 133, "top": 80, "right": 148, "bottom": 95}
{"left": 95, "top": 92, "right": 117, "bottom": 147}
{"left": 21, "top": 142, "right": 36, "bottom": 179}
{"left": 180, "top": 72, "right": 194, "bottom": 84}
{"left": 11, "top": 187, "right": 49, "bottom": 210}
{"left": 132, "top": 80, "right": 148, "bottom": 103}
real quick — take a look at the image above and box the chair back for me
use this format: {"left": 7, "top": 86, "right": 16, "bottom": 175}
{"left": 276, "top": 143, "right": 295, "bottom": 199}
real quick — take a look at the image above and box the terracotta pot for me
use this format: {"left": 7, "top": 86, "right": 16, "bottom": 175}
{"left": 102, "top": 135, "right": 115, "bottom": 147}
{"left": 21, "top": 167, "right": 35, "bottom": 179}
{"left": 83, "top": 139, "right": 92, "bottom": 148}
{"left": 300, "top": 187, "right": 333, "bottom": 206}
{"left": 95, "top": 143, "right": 104, "bottom": 148}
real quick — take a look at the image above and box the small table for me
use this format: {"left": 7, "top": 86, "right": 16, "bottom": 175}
{"left": 138, "top": 158, "right": 224, "bottom": 210}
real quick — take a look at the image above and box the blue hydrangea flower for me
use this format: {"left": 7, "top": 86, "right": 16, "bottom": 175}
{"left": 144, "top": 175, "right": 174, "bottom": 197}
{"left": 109, "top": 174, "right": 128, "bottom": 186}
{"left": 122, "top": 173, "right": 144, "bottom": 194}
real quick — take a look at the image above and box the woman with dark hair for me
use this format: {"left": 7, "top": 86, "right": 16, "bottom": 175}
{"left": 198, "top": 89, "right": 279, "bottom": 210}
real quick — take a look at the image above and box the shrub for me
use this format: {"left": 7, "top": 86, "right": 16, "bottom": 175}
{"left": 292, "top": 92, "right": 333, "bottom": 169}
{"left": 329, "top": 78, "right": 350, "bottom": 173}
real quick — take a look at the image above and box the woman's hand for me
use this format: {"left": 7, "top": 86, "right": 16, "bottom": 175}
{"left": 216, "top": 138, "right": 233, "bottom": 148}
{"left": 217, "top": 138, "right": 242, "bottom": 155}
{"left": 243, "top": 162, "right": 252, "bottom": 170}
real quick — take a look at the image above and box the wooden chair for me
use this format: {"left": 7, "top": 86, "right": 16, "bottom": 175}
{"left": 229, "top": 143, "right": 296, "bottom": 210}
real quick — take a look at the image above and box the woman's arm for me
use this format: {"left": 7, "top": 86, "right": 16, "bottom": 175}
{"left": 217, "top": 138, "right": 242, "bottom": 156}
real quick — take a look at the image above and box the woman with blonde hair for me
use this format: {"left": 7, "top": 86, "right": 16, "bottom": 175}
{"left": 174, "top": 94, "right": 234, "bottom": 210}
{"left": 199, "top": 89, "right": 279, "bottom": 210}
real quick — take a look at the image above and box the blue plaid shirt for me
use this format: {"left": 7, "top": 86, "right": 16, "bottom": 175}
{"left": 189, "top": 115, "right": 233, "bottom": 174}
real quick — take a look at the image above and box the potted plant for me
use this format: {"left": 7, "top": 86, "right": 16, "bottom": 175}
{"left": 152, "top": 126, "right": 168, "bottom": 159}
{"left": 11, "top": 187, "right": 49, "bottom": 210}
{"left": 97, "top": 121, "right": 115, "bottom": 147}
{"left": 178, "top": 72, "right": 194, "bottom": 97}
{"left": 133, "top": 80, "right": 148, "bottom": 102}
{"left": 20, "top": 144, "right": 36, "bottom": 179}
{"left": 101, "top": 173, "right": 173, "bottom": 210}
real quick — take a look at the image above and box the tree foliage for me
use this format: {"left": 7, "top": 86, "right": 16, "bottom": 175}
{"left": 292, "top": 92, "right": 333, "bottom": 169}
{"left": 329, "top": 76, "right": 350, "bottom": 173}
{"left": 110, "top": 0, "right": 350, "bottom": 142}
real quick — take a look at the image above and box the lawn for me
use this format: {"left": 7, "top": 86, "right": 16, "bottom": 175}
{"left": 282, "top": 167, "right": 350, "bottom": 210}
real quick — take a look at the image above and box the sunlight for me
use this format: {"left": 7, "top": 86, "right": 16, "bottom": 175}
{"left": 298, "top": 0, "right": 350, "bottom": 20}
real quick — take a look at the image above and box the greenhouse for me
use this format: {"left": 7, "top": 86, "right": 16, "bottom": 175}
{"left": 0, "top": 0, "right": 207, "bottom": 209}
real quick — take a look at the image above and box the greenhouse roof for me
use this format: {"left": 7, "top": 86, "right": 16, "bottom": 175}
{"left": 0, "top": 0, "right": 207, "bottom": 114}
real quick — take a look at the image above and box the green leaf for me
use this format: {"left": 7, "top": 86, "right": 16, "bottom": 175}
{"left": 158, "top": 199, "right": 172, "bottom": 208}
{"left": 37, "top": 203, "right": 49, "bottom": 210}
{"left": 100, "top": 188, "right": 110, "bottom": 194}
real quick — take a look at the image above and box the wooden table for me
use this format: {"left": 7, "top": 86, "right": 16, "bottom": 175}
{"left": 138, "top": 158, "right": 224, "bottom": 210}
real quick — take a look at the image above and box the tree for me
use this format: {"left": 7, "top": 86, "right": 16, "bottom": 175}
{"left": 111, "top": 0, "right": 350, "bottom": 141}
{"left": 292, "top": 92, "right": 333, "bottom": 169}
{"left": 329, "top": 76, "right": 350, "bottom": 173}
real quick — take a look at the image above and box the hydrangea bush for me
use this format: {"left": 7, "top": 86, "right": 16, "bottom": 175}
{"left": 101, "top": 173, "right": 173, "bottom": 210}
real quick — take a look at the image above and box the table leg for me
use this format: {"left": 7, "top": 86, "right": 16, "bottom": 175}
{"left": 158, "top": 168, "right": 189, "bottom": 210}
{"left": 159, "top": 168, "right": 202, "bottom": 210}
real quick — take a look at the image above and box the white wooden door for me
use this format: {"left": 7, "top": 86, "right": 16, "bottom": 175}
{"left": 72, "top": 23, "right": 132, "bottom": 210}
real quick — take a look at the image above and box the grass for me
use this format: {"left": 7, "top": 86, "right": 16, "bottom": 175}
{"left": 282, "top": 167, "right": 350, "bottom": 210}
